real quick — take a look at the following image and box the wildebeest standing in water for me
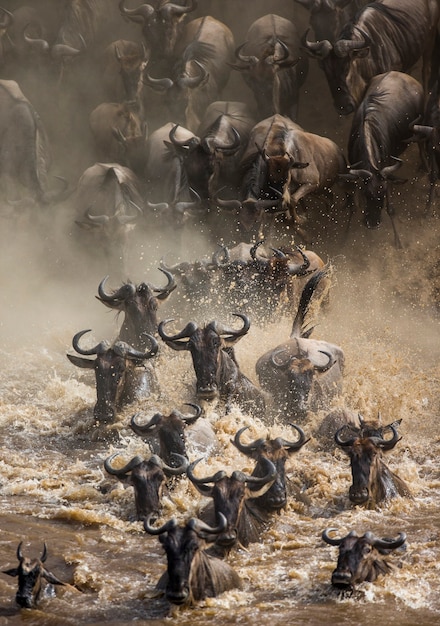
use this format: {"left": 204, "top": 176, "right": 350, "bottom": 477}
{"left": 230, "top": 13, "right": 308, "bottom": 122}
{"left": 143, "top": 513, "right": 242, "bottom": 606}
{"left": 321, "top": 528, "right": 407, "bottom": 592}
{"left": 334, "top": 417, "right": 411, "bottom": 507}
{"left": 301, "top": 0, "right": 439, "bottom": 115}
{"left": 0, "top": 80, "right": 67, "bottom": 212}
{"left": 342, "top": 71, "right": 424, "bottom": 247}
{"left": 66, "top": 329, "right": 159, "bottom": 425}
{"left": 2, "top": 542, "right": 67, "bottom": 608}
{"left": 256, "top": 269, "right": 344, "bottom": 422}
{"left": 158, "top": 313, "right": 266, "bottom": 417}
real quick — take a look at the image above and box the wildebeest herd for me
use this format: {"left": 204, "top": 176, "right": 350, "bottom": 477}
{"left": 0, "top": 0, "right": 438, "bottom": 617}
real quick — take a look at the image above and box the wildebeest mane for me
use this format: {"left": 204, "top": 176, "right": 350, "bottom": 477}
{"left": 58, "top": 0, "right": 106, "bottom": 46}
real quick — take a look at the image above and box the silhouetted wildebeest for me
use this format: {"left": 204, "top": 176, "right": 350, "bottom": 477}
{"left": 294, "top": 0, "right": 369, "bottom": 43}
{"left": 0, "top": 80, "right": 67, "bottom": 211}
{"left": 158, "top": 313, "right": 266, "bottom": 416}
{"left": 334, "top": 417, "right": 411, "bottom": 507}
{"left": 187, "top": 456, "right": 277, "bottom": 555}
{"left": 322, "top": 528, "right": 407, "bottom": 592}
{"left": 143, "top": 512, "right": 242, "bottom": 606}
{"left": 104, "top": 452, "right": 188, "bottom": 521}
{"left": 130, "top": 404, "right": 217, "bottom": 466}
{"left": 96, "top": 269, "right": 176, "bottom": 347}
{"left": 302, "top": 0, "right": 439, "bottom": 114}
{"left": 2, "top": 542, "right": 67, "bottom": 608}
{"left": 341, "top": 71, "right": 424, "bottom": 247}
{"left": 66, "top": 329, "right": 159, "bottom": 424}
{"left": 230, "top": 13, "right": 308, "bottom": 121}
{"left": 233, "top": 424, "right": 309, "bottom": 512}
{"left": 256, "top": 269, "right": 344, "bottom": 421}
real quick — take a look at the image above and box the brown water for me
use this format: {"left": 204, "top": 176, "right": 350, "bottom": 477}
{"left": 0, "top": 1, "right": 439, "bottom": 624}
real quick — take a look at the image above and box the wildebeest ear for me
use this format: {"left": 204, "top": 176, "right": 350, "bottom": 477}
{"left": 2, "top": 568, "right": 19, "bottom": 577}
{"left": 42, "top": 569, "right": 66, "bottom": 586}
{"left": 66, "top": 353, "right": 95, "bottom": 369}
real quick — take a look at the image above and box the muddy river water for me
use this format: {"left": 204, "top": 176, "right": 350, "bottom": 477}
{"left": 0, "top": 1, "right": 439, "bottom": 625}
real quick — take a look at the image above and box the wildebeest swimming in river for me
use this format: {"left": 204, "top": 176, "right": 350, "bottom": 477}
{"left": 322, "top": 527, "right": 407, "bottom": 592}
{"left": 143, "top": 512, "right": 242, "bottom": 606}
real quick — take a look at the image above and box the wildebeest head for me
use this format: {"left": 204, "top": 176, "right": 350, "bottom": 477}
{"left": 187, "top": 457, "right": 277, "bottom": 549}
{"left": 130, "top": 403, "right": 202, "bottom": 465}
{"left": 119, "top": 0, "right": 197, "bottom": 59}
{"left": 144, "top": 512, "right": 240, "bottom": 605}
{"left": 104, "top": 452, "right": 188, "bottom": 520}
{"left": 233, "top": 424, "right": 309, "bottom": 510}
{"left": 301, "top": 25, "right": 371, "bottom": 114}
{"left": 322, "top": 527, "right": 406, "bottom": 591}
{"left": 269, "top": 345, "right": 337, "bottom": 418}
{"left": 96, "top": 269, "right": 176, "bottom": 345}
{"left": 3, "top": 542, "right": 66, "bottom": 609}
{"left": 66, "top": 329, "right": 158, "bottom": 423}
{"left": 335, "top": 418, "right": 407, "bottom": 506}
{"left": 158, "top": 313, "right": 250, "bottom": 401}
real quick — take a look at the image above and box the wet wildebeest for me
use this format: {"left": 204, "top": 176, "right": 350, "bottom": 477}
{"left": 66, "top": 329, "right": 159, "bottom": 424}
{"left": 187, "top": 456, "right": 277, "bottom": 555}
{"left": 2, "top": 542, "right": 67, "bottom": 608}
{"left": 230, "top": 13, "right": 308, "bottom": 121}
{"left": 143, "top": 512, "right": 242, "bottom": 606}
{"left": 233, "top": 424, "right": 309, "bottom": 512}
{"left": 256, "top": 269, "right": 344, "bottom": 422}
{"left": 334, "top": 417, "right": 411, "bottom": 507}
{"left": 104, "top": 452, "right": 188, "bottom": 521}
{"left": 341, "top": 71, "right": 424, "bottom": 247}
{"left": 322, "top": 528, "right": 407, "bottom": 592}
{"left": 158, "top": 313, "right": 266, "bottom": 416}
{"left": 96, "top": 268, "right": 176, "bottom": 347}
{"left": 130, "top": 404, "right": 218, "bottom": 466}
{"left": 301, "top": 0, "right": 439, "bottom": 115}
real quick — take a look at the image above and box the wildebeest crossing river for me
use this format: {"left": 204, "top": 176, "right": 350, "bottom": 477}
{"left": 0, "top": 1, "right": 439, "bottom": 625}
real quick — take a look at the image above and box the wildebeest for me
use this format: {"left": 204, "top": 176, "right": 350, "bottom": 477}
{"left": 104, "top": 452, "right": 188, "bottom": 520}
{"left": 96, "top": 269, "right": 176, "bottom": 347}
{"left": 158, "top": 313, "right": 266, "bottom": 416}
{"left": 144, "top": 16, "right": 235, "bottom": 131}
{"left": 256, "top": 269, "right": 344, "bottom": 421}
{"left": 2, "top": 542, "right": 67, "bottom": 609}
{"left": 187, "top": 456, "right": 277, "bottom": 553}
{"left": 66, "top": 329, "right": 159, "bottom": 424}
{"left": 294, "top": 0, "right": 369, "bottom": 43}
{"left": 342, "top": 71, "right": 424, "bottom": 246}
{"left": 71, "top": 163, "right": 144, "bottom": 277}
{"left": 233, "top": 424, "right": 309, "bottom": 512}
{"left": 0, "top": 79, "right": 67, "bottom": 211}
{"left": 322, "top": 528, "right": 407, "bottom": 591}
{"left": 217, "top": 114, "right": 350, "bottom": 240}
{"left": 100, "top": 39, "right": 148, "bottom": 102}
{"left": 130, "top": 404, "right": 218, "bottom": 466}
{"left": 334, "top": 417, "right": 411, "bottom": 507}
{"left": 119, "top": 0, "right": 198, "bottom": 64}
{"left": 143, "top": 512, "right": 242, "bottom": 606}
{"left": 301, "top": 0, "right": 439, "bottom": 114}
{"left": 230, "top": 14, "right": 308, "bottom": 121}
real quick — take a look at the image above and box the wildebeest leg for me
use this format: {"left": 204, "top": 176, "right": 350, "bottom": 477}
{"left": 385, "top": 191, "right": 402, "bottom": 249}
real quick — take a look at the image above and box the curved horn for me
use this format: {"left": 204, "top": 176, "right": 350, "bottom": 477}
{"left": 72, "top": 329, "right": 109, "bottom": 355}
{"left": 40, "top": 543, "right": 48, "bottom": 563}
{"left": 177, "top": 59, "right": 208, "bottom": 89}
{"left": 143, "top": 71, "right": 173, "bottom": 92}
{"left": 380, "top": 156, "right": 403, "bottom": 179}
{"left": 314, "top": 350, "right": 336, "bottom": 372}
{"left": 97, "top": 276, "right": 136, "bottom": 304}
{"left": 150, "top": 268, "right": 176, "bottom": 299}
{"left": 369, "top": 424, "right": 401, "bottom": 451}
{"left": 287, "top": 246, "right": 311, "bottom": 276}
{"left": 276, "top": 423, "right": 308, "bottom": 451}
{"left": 233, "top": 426, "right": 265, "bottom": 455}
{"left": 215, "top": 193, "right": 242, "bottom": 211}
{"left": 367, "top": 531, "right": 407, "bottom": 550}
{"left": 334, "top": 424, "right": 357, "bottom": 448}
{"left": 333, "top": 26, "right": 371, "bottom": 58}
{"left": 238, "top": 458, "right": 277, "bottom": 490}
{"left": 187, "top": 458, "right": 227, "bottom": 485}
{"left": 173, "top": 403, "right": 202, "bottom": 424}
{"left": 150, "top": 453, "right": 189, "bottom": 476}
{"left": 17, "top": 542, "right": 24, "bottom": 561}
{"left": 203, "top": 126, "right": 241, "bottom": 154}
{"left": 161, "top": 0, "right": 198, "bottom": 18}
{"left": 119, "top": 0, "right": 155, "bottom": 22}
{"left": 211, "top": 244, "right": 230, "bottom": 267}
{"left": 270, "top": 347, "right": 292, "bottom": 368}
{"left": 130, "top": 412, "right": 162, "bottom": 436}
{"left": 301, "top": 28, "right": 332, "bottom": 59}
{"left": 322, "top": 528, "right": 355, "bottom": 546}
{"left": 104, "top": 452, "right": 143, "bottom": 476}
{"left": 188, "top": 512, "right": 227, "bottom": 538}
{"left": 23, "top": 25, "right": 50, "bottom": 54}
{"left": 113, "top": 336, "right": 159, "bottom": 360}
{"left": 234, "top": 41, "right": 259, "bottom": 66}
{"left": 250, "top": 240, "right": 269, "bottom": 271}
{"left": 0, "top": 7, "right": 13, "bottom": 29}
{"left": 169, "top": 124, "right": 199, "bottom": 149}
{"left": 143, "top": 514, "right": 177, "bottom": 535}
{"left": 210, "top": 312, "right": 250, "bottom": 343}
{"left": 271, "top": 39, "right": 290, "bottom": 66}
{"left": 158, "top": 319, "right": 198, "bottom": 342}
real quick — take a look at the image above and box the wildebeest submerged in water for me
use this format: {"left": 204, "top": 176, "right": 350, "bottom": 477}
{"left": 143, "top": 512, "right": 242, "bottom": 606}
{"left": 2, "top": 542, "right": 67, "bottom": 609}
{"left": 334, "top": 417, "right": 411, "bottom": 507}
{"left": 321, "top": 527, "right": 407, "bottom": 592}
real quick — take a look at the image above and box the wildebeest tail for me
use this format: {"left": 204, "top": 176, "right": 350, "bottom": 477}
{"left": 290, "top": 265, "right": 331, "bottom": 338}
